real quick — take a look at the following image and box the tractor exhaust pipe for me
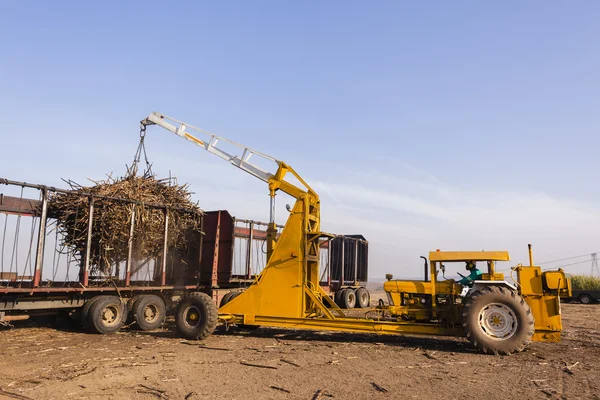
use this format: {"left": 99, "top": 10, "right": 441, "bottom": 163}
{"left": 420, "top": 256, "right": 428, "bottom": 282}
{"left": 528, "top": 244, "right": 534, "bottom": 267}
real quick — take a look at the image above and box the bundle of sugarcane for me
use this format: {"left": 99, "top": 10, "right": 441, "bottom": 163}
{"left": 48, "top": 174, "right": 202, "bottom": 275}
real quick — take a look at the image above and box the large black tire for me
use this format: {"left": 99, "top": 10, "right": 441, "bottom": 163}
{"left": 81, "top": 296, "right": 104, "bottom": 331}
{"left": 175, "top": 292, "right": 218, "bottom": 340}
{"left": 355, "top": 287, "right": 370, "bottom": 308}
{"left": 342, "top": 289, "right": 356, "bottom": 309}
{"left": 133, "top": 295, "right": 166, "bottom": 331}
{"left": 219, "top": 292, "right": 236, "bottom": 308}
{"left": 334, "top": 289, "right": 345, "bottom": 307}
{"left": 87, "top": 296, "right": 125, "bottom": 334}
{"left": 579, "top": 293, "right": 593, "bottom": 304}
{"left": 462, "top": 286, "right": 534, "bottom": 355}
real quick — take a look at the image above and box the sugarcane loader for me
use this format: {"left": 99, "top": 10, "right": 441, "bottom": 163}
{"left": 141, "top": 112, "right": 571, "bottom": 354}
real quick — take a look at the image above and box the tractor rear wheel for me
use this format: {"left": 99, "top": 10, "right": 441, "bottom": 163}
{"left": 462, "top": 286, "right": 534, "bottom": 355}
{"left": 176, "top": 292, "right": 218, "bottom": 340}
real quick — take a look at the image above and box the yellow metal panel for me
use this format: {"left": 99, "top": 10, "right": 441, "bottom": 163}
{"left": 481, "top": 273, "right": 505, "bottom": 281}
{"left": 218, "top": 198, "right": 307, "bottom": 318}
{"left": 525, "top": 295, "right": 563, "bottom": 335}
{"left": 428, "top": 251, "right": 510, "bottom": 262}
{"left": 383, "top": 280, "right": 460, "bottom": 296}
{"left": 517, "top": 266, "right": 543, "bottom": 295}
{"left": 543, "top": 271, "right": 569, "bottom": 290}
{"left": 224, "top": 315, "right": 464, "bottom": 337}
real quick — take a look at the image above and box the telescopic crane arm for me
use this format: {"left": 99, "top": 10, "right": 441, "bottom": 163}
{"left": 140, "top": 112, "right": 320, "bottom": 261}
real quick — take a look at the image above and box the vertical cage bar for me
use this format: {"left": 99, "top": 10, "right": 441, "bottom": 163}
{"left": 211, "top": 211, "right": 221, "bottom": 288}
{"left": 125, "top": 205, "right": 136, "bottom": 286}
{"left": 354, "top": 240, "right": 358, "bottom": 284}
{"left": 340, "top": 239, "right": 345, "bottom": 288}
{"left": 246, "top": 222, "right": 253, "bottom": 279}
{"left": 33, "top": 188, "right": 48, "bottom": 287}
{"left": 81, "top": 196, "right": 94, "bottom": 286}
{"left": 161, "top": 208, "right": 169, "bottom": 286}
{"left": 327, "top": 240, "right": 332, "bottom": 287}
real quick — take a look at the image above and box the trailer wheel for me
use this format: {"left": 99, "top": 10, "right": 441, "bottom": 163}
{"left": 579, "top": 293, "right": 593, "bottom": 304}
{"left": 220, "top": 291, "right": 238, "bottom": 308}
{"left": 87, "top": 296, "right": 125, "bottom": 334}
{"left": 176, "top": 292, "right": 218, "bottom": 340}
{"left": 342, "top": 289, "right": 356, "bottom": 309}
{"left": 356, "top": 287, "right": 370, "bottom": 308}
{"left": 81, "top": 296, "right": 104, "bottom": 330}
{"left": 462, "top": 286, "right": 534, "bottom": 355}
{"left": 133, "top": 295, "right": 166, "bottom": 331}
{"left": 334, "top": 289, "right": 345, "bottom": 307}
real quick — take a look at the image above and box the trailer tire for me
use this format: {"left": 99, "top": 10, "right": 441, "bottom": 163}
{"left": 87, "top": 296, "right": 125, "bottom": 334}
{"left": 133, "top": 295, "right": 166, "bottom": 331}
{"left": 356, "top": 287, "right": 370, "bottom": 308}
{"left": 219, "top": 292, "right": 236, "bottom": 308}
{"left": 342, "top": 289, "right": 356, "bottom": 309}
{"left": 81, "top": 296, "right": 103, "bottom": 330}
{"left": 579, "top": 293, "right": 593, "bottom": 304}
{"left": 176, "top": 292, "right": 218, "bottom": 340}
{"left": 462, "top": 286, "right": 534, "bottom": 355}
{"left": 334, "top": 289, "right": 345, "bottom": 307}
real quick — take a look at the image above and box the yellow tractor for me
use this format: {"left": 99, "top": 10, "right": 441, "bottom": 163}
{"left": 382, "top": 247, "right": 570, "bottom": 354}
{"left": 142, "top": 112, "right": 571, "bottom": 354}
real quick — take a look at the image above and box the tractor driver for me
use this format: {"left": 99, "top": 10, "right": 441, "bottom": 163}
{"left": 457, "top": 261, "right": 483, "bottom": 287}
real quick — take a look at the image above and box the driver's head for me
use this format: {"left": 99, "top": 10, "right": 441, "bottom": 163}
{"left": 465, "top": 261, "right": 476, "bottom": 270}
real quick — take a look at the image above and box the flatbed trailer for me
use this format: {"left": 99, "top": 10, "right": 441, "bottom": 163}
{"left": 0, "top": 178, "right": 279, "bottom": 329}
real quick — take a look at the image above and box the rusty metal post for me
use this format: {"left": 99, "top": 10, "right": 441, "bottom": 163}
{"left": 81, "top": 196, "right": 94, "bottom": 287}
{"left": 211, "top": 211, "right": 221, "bottom": 288}
{"left": 161, "top": 209, "right": 169, "bottom": 286}
{"left": 246, "top": 221, "right": 253, "bottom": 279}
{"left": 125, "top": 205, "right": 136, "bottom": 286}
{"left": 33, "top": 188, "right": 48, "bottom": 287}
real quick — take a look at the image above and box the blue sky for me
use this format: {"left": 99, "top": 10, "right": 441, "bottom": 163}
{"left": 1, "top": 2, "right": 599, "bottom": 278}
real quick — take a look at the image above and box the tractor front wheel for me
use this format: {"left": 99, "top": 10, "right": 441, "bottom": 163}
{"left": 462, "top": 286, "right": 534, "bottom": 355}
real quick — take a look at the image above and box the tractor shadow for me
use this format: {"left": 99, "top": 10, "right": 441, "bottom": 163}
{"left": 211, "top": 325, "right": 475, "bottom": 354}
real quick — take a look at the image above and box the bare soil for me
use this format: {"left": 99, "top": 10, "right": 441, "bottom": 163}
{"left": 0, "top": 303, "right": 598, "bottom": 400}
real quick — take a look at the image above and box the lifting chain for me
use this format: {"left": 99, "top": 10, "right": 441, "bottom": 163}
{"left": 130, "top": 124, "right": 153, "bottom": 177}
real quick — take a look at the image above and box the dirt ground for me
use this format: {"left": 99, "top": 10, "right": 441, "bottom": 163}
{"left": 0, "top": 302, "right": 598, "bottom": 400}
